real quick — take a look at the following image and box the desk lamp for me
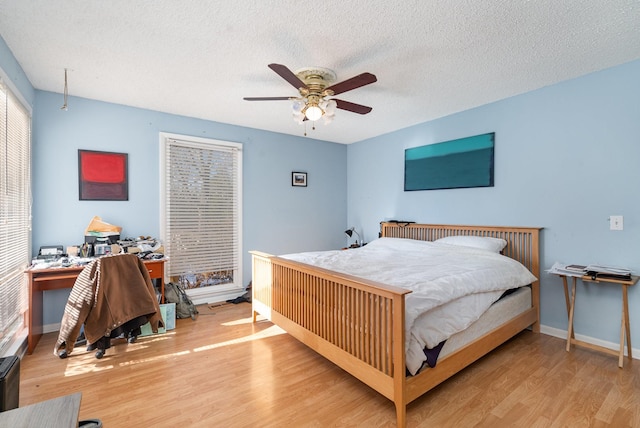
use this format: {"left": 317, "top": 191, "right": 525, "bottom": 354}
{"left": 344, "top": 227, "right": 362, "bottom": 247}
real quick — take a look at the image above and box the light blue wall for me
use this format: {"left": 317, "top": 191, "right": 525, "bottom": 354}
{"left": 32, "top": 91, "right": 347, "bottom": 325}
{"left": 0, "top": 36, "right": 35, "bottom": 106}
{"left": 347, "top": 59, "right": 640, "bottom": 346}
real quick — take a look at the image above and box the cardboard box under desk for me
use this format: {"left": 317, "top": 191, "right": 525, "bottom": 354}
{"left": 140, "top": 303, "right": 176, "bottom": 337}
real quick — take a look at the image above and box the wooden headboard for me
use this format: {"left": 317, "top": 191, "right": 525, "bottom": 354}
{"left": 380, "top": 222, "right": 541, "bottom": 278}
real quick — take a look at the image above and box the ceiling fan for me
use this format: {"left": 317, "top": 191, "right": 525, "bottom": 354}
{"left": 244, "top": 63, "right": 377, "bottom": 125}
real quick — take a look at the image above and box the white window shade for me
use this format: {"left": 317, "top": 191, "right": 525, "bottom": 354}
{"left": 160, "top": 134, "right": 242, "bottom": 299}
{"left": 0, "top": 78, "right": 31, "bottom": 355}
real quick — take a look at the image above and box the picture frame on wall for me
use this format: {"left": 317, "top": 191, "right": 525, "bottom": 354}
{"left": 404, "top": 132, "right": 495, "bottom": 191}
{"left": 292, "top": 171, "right": 307, "bottom": 187}
{"left": 78, "top": 149, "right": 129, "bottom": 200}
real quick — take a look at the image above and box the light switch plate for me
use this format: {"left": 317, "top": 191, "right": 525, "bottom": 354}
{"left": 610, "top": 215, "right": 623, "bottom": 230}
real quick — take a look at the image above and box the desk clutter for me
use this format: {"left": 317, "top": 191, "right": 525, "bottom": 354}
{"left": 30, "top": 216, "right": 164, "bottom": 269}
{"left": 30, "top": 237, "right": 165, "bottom": 269}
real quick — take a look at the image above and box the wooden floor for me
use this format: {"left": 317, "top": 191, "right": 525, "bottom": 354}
{"left": 19, "top": 302, "right": 640, "bottom": 427}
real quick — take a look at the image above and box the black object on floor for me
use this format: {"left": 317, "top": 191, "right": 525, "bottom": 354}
{"left": 0, "top": 356, "right": 20, "bottom": 412}
{"left": 79, "top": 419, "right": 102, "bottom": 427}
{"left": 226, "top": 295, "right": 249, "bottom": 304}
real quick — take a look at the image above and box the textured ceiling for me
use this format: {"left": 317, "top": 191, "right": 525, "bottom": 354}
{"left": 1, "top": 0, "right": 639, "bottom": 144}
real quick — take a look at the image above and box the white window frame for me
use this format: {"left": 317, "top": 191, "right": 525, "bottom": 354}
{"left": 159, "top": 132, "right": 243, "bottom": 305}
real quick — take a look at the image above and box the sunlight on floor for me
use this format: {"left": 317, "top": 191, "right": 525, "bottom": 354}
{"left": 117, "top": 349, "right": 193, "bottom": 367}
{"left": 62, "top": 332, "right": 186, "bottom": 377}
{"left": 221, "top": 316, "right": 258, "bottom": 326}
{"left": 193, "top": 325, "right": 286, "bottom": 352}
{"left": 63, "top": 320, "right": 285, "bottom": 377}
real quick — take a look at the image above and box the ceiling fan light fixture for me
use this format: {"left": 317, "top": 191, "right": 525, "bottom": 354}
{"left": 304, "top": 104, "right": 323, "bottom": 121}
{"left": 324, "top": 99, "right": 337, "bottom": 115}
{"left": 292, "top": 100, "right": 305, "bottom": 113}
{"left": 320, "top": 99, "right": 336, "bottom": 124}
{"left": 245, "top": 64, "right": 376, "bottom": 131}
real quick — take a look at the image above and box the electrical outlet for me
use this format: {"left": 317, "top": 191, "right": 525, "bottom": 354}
{"left": 610, "top": 215, "right": 623, "bottom": 231}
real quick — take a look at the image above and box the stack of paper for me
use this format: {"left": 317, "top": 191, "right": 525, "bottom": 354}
{"left": 585, "top": 264, "right": 632, "bottom": 280}
{"left": 546, "top": 262, "right": 586, "bottom": 277}
{"left": 548, "top": 262, "right": 632, "bottom": 280}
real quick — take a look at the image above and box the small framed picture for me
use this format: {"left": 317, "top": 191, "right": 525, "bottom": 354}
{"left": 292, "top": 172, "right": 307, "bottom": 187}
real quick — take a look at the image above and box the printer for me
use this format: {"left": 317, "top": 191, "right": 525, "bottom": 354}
{"left": 36, "top": 245, "right": 64, "bottom": 261}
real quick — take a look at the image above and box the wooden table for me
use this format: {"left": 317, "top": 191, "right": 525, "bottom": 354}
{"left": 0, "top": 392, "right": 81, "bottom": 428}
{"left": 25, "top": 259, "right": 165, "bottom": 354}
{"left": 555, "top": 273, "right": 638, "bottom": 367}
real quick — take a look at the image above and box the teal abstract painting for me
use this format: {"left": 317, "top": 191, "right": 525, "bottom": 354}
{"left": 404, "top": 133, "right": 495, "bottom": 191}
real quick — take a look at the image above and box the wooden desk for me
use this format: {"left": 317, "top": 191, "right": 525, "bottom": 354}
{"left": 25, "top": 259, "right": 165, "bottom": 354}
{"left": 556, "top": 273, "right": 638, "bottom": 368}
{"left": 0, "top": 392, "right": 81, "bottom": 428}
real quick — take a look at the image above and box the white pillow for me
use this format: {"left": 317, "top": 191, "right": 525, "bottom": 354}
{"left": 434, "top": 236, "right": 507, "bottom": 253}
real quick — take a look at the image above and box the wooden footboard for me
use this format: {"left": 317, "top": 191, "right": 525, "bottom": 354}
{"left": 251, "top": 251, "right": 410, "bottom": 405}
{"left": 251, "top": 223, "right": 541, "bottom": 427}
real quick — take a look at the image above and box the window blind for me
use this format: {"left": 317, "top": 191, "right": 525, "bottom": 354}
{"left": 0, "top": 79, "right": 31, "bottom": 355}
{"left": 162, "top": 136, "right": 242, "bottom": 288}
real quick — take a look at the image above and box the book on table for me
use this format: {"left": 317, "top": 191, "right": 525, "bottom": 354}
{"left": 565, "top": 264, "right": 587, "bottom": 273}
{"left": 547, "top": 262, "right": 586, "bottom": 277}
{"left": 585, "top": 264, "right": 632, "bottom": 281}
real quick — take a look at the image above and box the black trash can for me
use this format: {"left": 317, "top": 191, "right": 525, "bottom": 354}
{"left": 0, "top": 356, "right": 19, "bottom": 412}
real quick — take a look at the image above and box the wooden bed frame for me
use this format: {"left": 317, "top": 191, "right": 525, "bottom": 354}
{"left": 250, "top": 222, "right": 541, "bottom": 427}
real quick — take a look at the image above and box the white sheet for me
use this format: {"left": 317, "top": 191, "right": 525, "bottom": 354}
{"left": 281, "top": 237, "right": 537, "bottom": 375}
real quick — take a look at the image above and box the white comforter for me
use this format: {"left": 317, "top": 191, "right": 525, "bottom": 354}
{"left": 281, "top": 237, "right": 537, "bottom": 375}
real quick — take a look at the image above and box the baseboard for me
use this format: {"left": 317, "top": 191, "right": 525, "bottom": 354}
{"left": 187, "top": 286, "right": 245, "bottom": 306}
{"left": 540, "top": 324, "right": 638, "bottom": 360}
{"left": 44, "top": 323, "right": 61, "bottom": 335}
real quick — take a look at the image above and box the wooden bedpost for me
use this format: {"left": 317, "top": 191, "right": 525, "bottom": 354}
{"left": 393, "top": 294, "right": 407, "bottom": 428}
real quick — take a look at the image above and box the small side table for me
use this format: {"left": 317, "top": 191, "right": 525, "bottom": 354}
{"left": 554, "top": 273, "right": 638, "bottom": 368}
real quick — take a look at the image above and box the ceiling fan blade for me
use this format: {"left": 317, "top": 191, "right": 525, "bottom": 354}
{"left": 325, "top": 72, "right": 377, "bottom": 95}
{"left": 268, "top": 63, "right": 308, "bottom": 90}
{"left": 334, "top": 99, "right": 373, "bottom": 115}
{"left": 243, "top": 97, "right": 292, "bottom": 101}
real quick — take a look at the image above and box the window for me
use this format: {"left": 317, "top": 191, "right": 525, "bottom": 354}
{"left": 0, "top": 76, "right": 31, "bottom": 356}
{"left": 160, "top": 133, "right": 242, "bottom": 304}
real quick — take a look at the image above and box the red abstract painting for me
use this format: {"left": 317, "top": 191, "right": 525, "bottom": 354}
{"left": 78, "top": 150, "right": 128, "bottom": 200}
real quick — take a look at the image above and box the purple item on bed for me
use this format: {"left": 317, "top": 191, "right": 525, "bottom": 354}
{"left": 419, "top": 289, "right": 516, "bottom": 371}
{"left": 407, "top": 340, "right": 447, "bottom": 376}
{"left": 410, "top": 288, "right": 524, "bottom": 375}
{"left": 424, "top": 340, "right": 446, "bottom": 368}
